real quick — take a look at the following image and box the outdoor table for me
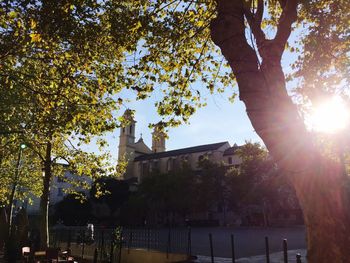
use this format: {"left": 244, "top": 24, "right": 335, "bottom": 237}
{"left": 34, "top": 250, "right": 46, "bottom": 261}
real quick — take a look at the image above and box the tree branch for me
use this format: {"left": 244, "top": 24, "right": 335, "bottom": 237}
{"left": 256, "top": 0, "right": 264, "bottom": 25}
{"left": 243, "top": 0, "right": 266, "bottom": 48}
{"left": 273, "top": 0, "right": 298, "bottom": 52}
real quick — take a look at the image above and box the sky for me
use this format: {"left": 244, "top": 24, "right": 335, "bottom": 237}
{"left": 88, "top": 31, "right": 301, "bottom": 164}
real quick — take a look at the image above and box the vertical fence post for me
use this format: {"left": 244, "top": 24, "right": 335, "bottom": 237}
{"left": 100, "top": 230, "right": 105, "bottom": 262}
{"left": 93, "top": 248, "right": 98, "bottom": 263}
{"left": 187, "top": 227, "right": 192, "bottom": 256}
{"left": 147, "top": 227, "right": 150, "bottom": 251}
{"left": 128, "top": 229, "right": 133, "bottom": 254}
{"left": 67, "top": 229, "right": 71, "bottom": 250}
{"left": 52, "top": 229, "right": 56, "bottom": 248}
{"left": 118, "top": 230, "right": 123, "bottom": 263}
{"left": 81, "top": 231, "right": 85, "bottom": 260}
{"left": 231, "top": 234, "right": 235, "bottom": 263}
{"left": 265, "top": 236, "right": 270, "bottom": 263}
{"left": 166, "top": 227, "right": 171, "bottom": 259}
{"left": 109, "top": 234, "right": 114, "bottom": 263}
{"left": 209, "top": 233, "right": 214, "bottom": 263}
{"left": 283, "top": 239, "right": 288, "bottom": 263}
{"left": 296, "top": 253, "right": 302, "bottom": 263}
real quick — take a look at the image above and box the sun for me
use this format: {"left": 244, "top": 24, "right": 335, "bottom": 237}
{"left": 306, "top": 96, "right": 349, "bottom": 133}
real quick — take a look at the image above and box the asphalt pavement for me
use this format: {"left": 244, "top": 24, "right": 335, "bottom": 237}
{"left": 190, "top": 226, "right": 306, "bottom": 258}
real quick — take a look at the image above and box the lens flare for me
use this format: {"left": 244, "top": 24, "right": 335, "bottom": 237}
{"left": 306, "top": 96, "right": 349, "bottom": 133}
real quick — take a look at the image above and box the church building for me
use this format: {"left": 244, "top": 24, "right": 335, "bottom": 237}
{"left": 118, "top": 110, "right": 242, "bottom": 182}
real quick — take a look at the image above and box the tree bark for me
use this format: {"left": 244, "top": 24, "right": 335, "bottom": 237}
{"left": 210, "top": 0, "right": 350, "bottom": 261}
{"left": 39, "top": 140, "right": 52, "bottom": 249}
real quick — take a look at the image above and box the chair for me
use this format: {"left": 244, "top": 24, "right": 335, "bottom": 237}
{"left": 60, "top": 249, "right": 75, "bottom": 262}
{"left": 22, "top": 247, "right": 30, "bottom": 263}
{"left": 45, "top": 248, "right": 59, "bottom": 263}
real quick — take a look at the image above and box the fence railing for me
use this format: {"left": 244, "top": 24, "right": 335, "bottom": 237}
{"left": 50, "top": 226, "right": 190, "bottom": 262}
{"left": 50, "top": 227, "right": 305, "bottom": 263}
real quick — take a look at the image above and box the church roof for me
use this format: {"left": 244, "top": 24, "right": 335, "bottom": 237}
{"left": 134, "top": 137, "right": 152, "bottom": 154}
{"left": 134, "top": 141, "right": 229, "bottom": 162}
{"left": 223, "top": 144, "right": 241, "bottom": 156}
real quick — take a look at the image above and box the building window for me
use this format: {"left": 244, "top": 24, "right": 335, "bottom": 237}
{"left": 198, "top": 155, "right": 204, "bottom": 162}
{"left": 228, "top": 157, "right": 233, "bottom": 165}
{"left": 122, "top": 127, "right": 125, "bottom": 134}
{"left": 57, "top": 188, "right": 64, "bottom": 197}
{"left": 167, "top": 159, "right": 172, "bottom": 171}
{"left": 153, "top": 161, "right": 159, "bottom": 171}
{"left": 129, "top": 125, "right": 132, "bottom": 134}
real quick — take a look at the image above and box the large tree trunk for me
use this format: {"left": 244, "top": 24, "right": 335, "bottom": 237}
{"left": 210, "top": 0, "right": 350, "bottom": 261}
{"left": 39, "top": 140, "right": 52, "bottom": 249}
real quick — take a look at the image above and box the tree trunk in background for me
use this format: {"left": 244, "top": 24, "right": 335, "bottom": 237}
{"left": 39, "top": 140, "right": 52, "bottom": 249}
{"left": 211, "top": 0, "right": 350, "bottom": 261}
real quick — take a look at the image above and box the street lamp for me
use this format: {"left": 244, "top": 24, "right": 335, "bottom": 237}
{"left": 8, "top": 143, "right": 26, "bottom": 235}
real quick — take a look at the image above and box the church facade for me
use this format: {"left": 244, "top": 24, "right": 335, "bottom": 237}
{"left": 118, "top": 110, "right": 242, "bottom": 182}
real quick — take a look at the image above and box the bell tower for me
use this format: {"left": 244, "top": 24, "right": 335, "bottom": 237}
{"left": 118, "top": 109, "right": 136, "bottom": 161}
{"left": 152, "top": 124, "right": 166, "bottom": 153}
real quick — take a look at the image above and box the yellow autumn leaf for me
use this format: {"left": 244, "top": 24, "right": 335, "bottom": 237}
{"left": 30, "top": 33, "right": 42, "bottom": 42}
{"left": 30, "top": 19, "right": 37, "bottom": 29}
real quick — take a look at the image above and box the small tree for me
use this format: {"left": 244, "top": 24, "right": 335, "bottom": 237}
{"left": 90, "top": 178, "right": 130, "bottom": 222}
{"left": 54, "top": 194, "right": 92, "bottom": 226}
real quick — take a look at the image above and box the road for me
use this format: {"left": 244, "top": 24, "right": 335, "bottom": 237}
{"left": 190, "top": 226, "right": 306, "bottom": 258}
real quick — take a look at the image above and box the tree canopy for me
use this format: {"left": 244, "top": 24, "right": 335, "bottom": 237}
{"left": 1, "top": 0, "right": 350, "bottom": 260}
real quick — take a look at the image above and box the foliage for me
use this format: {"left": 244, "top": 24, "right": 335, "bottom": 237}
{"left": 54, "top": 193, "right": 92, "bottom": 226}
{"left": 293, "top": 0, "right": 349, "bottom": 104}
{"left": 1, "top": 0, "right": 349, "bottom": 257}
{"left": 195, "top": 158, "right": 227, "bottom": 212}
{"left": 138, "top": 164, "right": 196, "bottom": 222}
{"left": 0, "top": 135, "right": 41, "bottom": 204}
{"left": 225, "top": 142, "right": 295, "bottom": 209}
{"left": 90, "top": 177, "right": 130, "bottom": 215}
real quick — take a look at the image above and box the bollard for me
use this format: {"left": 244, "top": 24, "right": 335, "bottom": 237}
{"left": 296, "top": 253, "right": 302, "bottom": 263}
{"left": 209, "top": 233, "right": 214, "bottom": 263}
{"left": 265, "top": 236, "right": 270, "bottom": 263}
{"left": 283, "top": 239, "right": 288, "bottom": 263}
{"left": 231, "top": 234, "right": 235, "bottom": 263}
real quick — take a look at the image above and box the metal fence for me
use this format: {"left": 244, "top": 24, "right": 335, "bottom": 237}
{"left": 50, "top": 227, "right": 304, "bottom": 263}
{"left": 50, "top": 226, "right": 191, "bottom": 262}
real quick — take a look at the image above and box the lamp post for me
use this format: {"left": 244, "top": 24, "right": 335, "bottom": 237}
{"left": 8, "top": 143, "right": 26, "bottom": 235}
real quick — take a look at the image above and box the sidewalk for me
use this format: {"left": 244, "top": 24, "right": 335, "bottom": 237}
{"left": 195, "top": 249, "right": 307, "bottom": 263}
